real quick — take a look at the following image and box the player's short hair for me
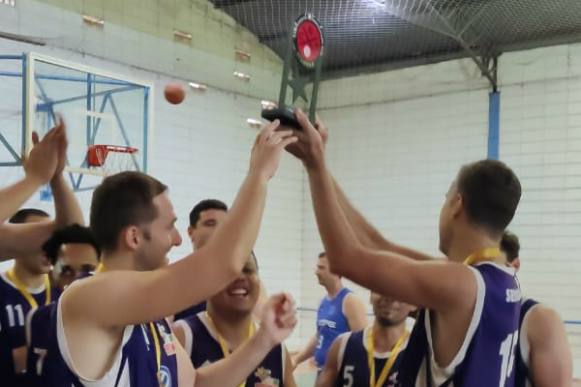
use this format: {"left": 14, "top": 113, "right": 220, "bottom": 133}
{"left": 457, "top": 160, "right": 521, "bottom": 237}
{"left": 500, "top": 230, "right": 520, "bottom": 263}
{"left": 189, "top": 199, "right": 228, "bottom": 227}
{"left": 9, "top": 208, "right": 49, "bottom": 224}
{"left": 90, "top": 171, "right": 167, "bottom": 252}
{"left": 42, "top": 224, "right": 101, "bottom": 265}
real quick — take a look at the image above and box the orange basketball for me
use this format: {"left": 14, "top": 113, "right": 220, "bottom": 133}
{"left": 164, "top": 83, "right": 185, "bottom": 105}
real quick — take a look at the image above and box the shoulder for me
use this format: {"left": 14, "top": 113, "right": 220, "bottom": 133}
{"left": 525, "top": 304, "right": 565, "bottom": 343}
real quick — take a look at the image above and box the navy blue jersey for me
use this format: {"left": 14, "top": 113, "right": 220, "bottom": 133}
{"left": 25, "top": 302, "right": 55, "bottom": 386}
{"left": 39, "top": 297, "right": 178, "bottom": 387}
{"left": 396, "top": 263, "right": 521, "bottom": 387}
{"left": 174, "top": 301, "right": 206, "bottom": 321}
{"left": 315, "top": 287, "right": 352, "bottom": 368}
{"left": 176, "top": 312, "right": 285, "bottom": 386}
{"left": 0, "top": 272, "right": 57, "bottom": 386}
{"left": 336, "top": 327, "right": 409, "bottom": 387}
{"left": 515, "top": 298, "right": 539, "bottom": 387}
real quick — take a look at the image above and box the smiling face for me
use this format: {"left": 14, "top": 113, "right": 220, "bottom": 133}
{"left": 132, "top": 192, "right": 182, "bottom": 271}
{"left": 208, "top": 255, "right": 260, "bottom": 319}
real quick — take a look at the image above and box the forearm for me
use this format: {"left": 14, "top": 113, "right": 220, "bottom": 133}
{"left": 307, "top": 165, "right": 362, "bottom": 274}
{"left": 0, "top": 177, "right": 41, "bottom": 222}
{"left": 50, "top": 174, "right": 84, "bottom": 227}
{"left": 0, "top": 222, "right": 54, "bottom": 260}
{"left": 194, "top": 332, "right": 273, "bottom": 387}
{"left": 74, "top": 172, "right": 271, "bottom": 327}
{"left": 204, "top": 171, "right": 268, "bottom": 274}
{"left": 295, "top": 335, "right": 318, "bottom": 364}
{"left": 333, "top": 176, "right": 435, "bottom": 261}
{"left": 332, "top": 176, "right": 391, "bottom": 250}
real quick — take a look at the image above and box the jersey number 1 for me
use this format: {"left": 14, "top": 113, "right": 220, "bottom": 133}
{"left": 498, "top": 330, "right": 518, "bottom": 387}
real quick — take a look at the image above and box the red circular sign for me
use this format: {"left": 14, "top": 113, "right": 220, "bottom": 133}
{"left": 294, "top": 17, "right": 323, "bottom": 66}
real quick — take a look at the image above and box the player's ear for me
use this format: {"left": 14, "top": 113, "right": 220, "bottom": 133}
{"left": 122, "top": 226, "right": 140, "bottom": 251}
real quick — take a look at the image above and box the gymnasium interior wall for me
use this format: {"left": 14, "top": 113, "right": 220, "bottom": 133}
{"left": 1, "top": 1, "right": 580, "bottom": 370}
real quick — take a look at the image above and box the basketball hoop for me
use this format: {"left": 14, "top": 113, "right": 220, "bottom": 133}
{"left": 86, "top": 145, "right": 138, "bottom": 176}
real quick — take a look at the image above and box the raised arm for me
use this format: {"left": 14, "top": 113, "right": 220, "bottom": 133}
{"left": 294, "top": 110, "right": 476, "bottom": 312}
{"left": 285, "top": 116, "right": 436, "bottom": 262}
{"left": 64, "top": 121, "right": 298, "bottom": 327}
{"left": 0, "top": 122, "right": 68, "bottom": 259}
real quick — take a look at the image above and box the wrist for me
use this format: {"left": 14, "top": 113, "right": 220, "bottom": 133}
{"left": 253, "top": 327, "right": 275, "bottom": 351}
{"left": 23, "top": 173, "right": 45, "bottom": 189}
{"left": 49, "top": 173, "right": 65, "bottom": 188}
{"left": 246, "top": 169, "right": 269, "bottom": 186}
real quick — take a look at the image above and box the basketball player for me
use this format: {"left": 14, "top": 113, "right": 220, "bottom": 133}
{"left": 42, "top": 120, "right": 298, "bottom": 386}
{"left": 42, "top": 224, "right": 101, "bottom": 291}
{"left": 174, "top": 198, "right": 268, "bottom": 321}
{"left": 286, "top": 109, "right": 522, "bottom": 386}
{"left": 0, "top": 119, "right": 76, "bottom": 259}
{"left": 500, "top": 231, "right": 573, "bottom": 387}
{"left": 173, "top": 253, "right": 297, "bottom": 386}
{"left": 316, "top": 293, "right": 416, "bottom": 387}
{"left": 293, "top": 252, "right": 368, "bottom": 372}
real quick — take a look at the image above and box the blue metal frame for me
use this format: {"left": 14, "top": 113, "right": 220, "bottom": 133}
{"left": 0, "top": 55, "right": 26, "bottom": 166}
{"left": 488, "top": 91, "right": 500, "bottom": 160}
{"left": 2, "top": 53, "right": 150, "bottom": 193}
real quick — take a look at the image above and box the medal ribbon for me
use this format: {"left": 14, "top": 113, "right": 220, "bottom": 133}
{"left": 366, "top": 327, "right": 409, "bottom": 387}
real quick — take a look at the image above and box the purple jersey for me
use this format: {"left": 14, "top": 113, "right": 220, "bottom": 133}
{"left": 315, "top": 287, "right": 352, "bottom": 368}
{"left": 336, "top": 327, "right": 410, "bottom": 387}
{"left": 175, "top": 312, "right": 286, "bottom": 386}
{"left": 515, "top": 298, "right": 539, "bottom": 387}
{"left": 37, "top": 297, "right": 178, "bottom": 387}
{"left": 396, "top": 263, "right": 521, "bottom": 387}
{"left": 0, "top": 272, "right": 57, "bottom": 386}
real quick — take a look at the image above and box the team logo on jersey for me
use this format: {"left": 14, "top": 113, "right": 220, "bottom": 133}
{"left": 159, "top": 365, "right": 172, "bottom": 387}
{"left": 254, "top": 366, "right": 279, "bottom": 386}
{"left": 157, "top": 323, "right": 176, "bottom": 356}
{"left": 388, "top": 371, "right": 399, "bottom": 387}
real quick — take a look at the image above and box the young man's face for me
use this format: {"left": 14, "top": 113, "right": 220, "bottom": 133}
{"left": 135, "top": 192, "right": 182, "bottom": 271}
{"left": 438, "top": 179, "right": 461, "bottom": 256}
{"left": 208, "top": 256, "right": 260, "bottom": 318}
{"left": 187, "top": 209, "right": 227, "bottom": 250}
{"left": 19, "top": 214, "right": 52, "bottom": 275}
{"left": 53, "top": 243, "right": 99, "bottom": 290}
{"left": 370, "top": 292, "right": 415, "bottom": 327}
{"left": 315, "top": 255, "right": 339, "bottom": 287}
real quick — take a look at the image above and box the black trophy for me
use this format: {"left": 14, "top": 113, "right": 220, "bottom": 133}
{"left": 262, "top": 14, "right": 324, "bottom": 129}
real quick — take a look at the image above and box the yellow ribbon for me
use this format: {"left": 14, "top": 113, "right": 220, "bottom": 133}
{"left": 6, "top": 269, "right": 51, "bottom": 309}
{"left": 205, "top": 312, "right": 255, "bottom": 387}
{"left": 149, "top": 322, "right": 163, "bottom": 387}
{"left": 96, "top": 262, "right": 105, "bottom": 273}
{"left": 463, "top": 247, "right": 501, "bottom": 266}
{"left": 366, "top": 327, "right": 409, "bottom": 387}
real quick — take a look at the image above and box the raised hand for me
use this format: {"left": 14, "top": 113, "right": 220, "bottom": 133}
{"left": 51, "top": 116, "right": 69, "bottom": 181}
{"left": 256, "top": 293, "right": 298, "bottom": 348}
{"left": 249, "top": 120, "right": 298, "bottom": 181}
{"left": 23, "top": 119, "right": 66, "bottom": 186}
{"left": 283, "top": 109, "right": 328, "bottom": 169}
